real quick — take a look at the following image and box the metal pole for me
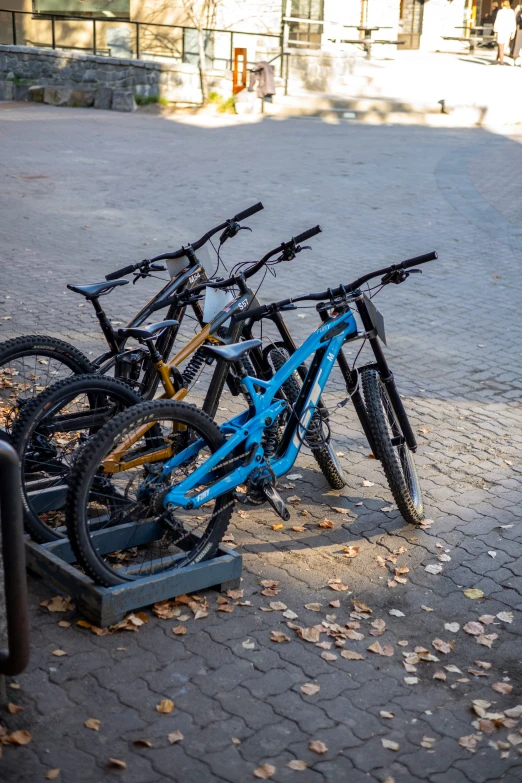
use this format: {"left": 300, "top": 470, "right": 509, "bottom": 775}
{"left": 181, "top": 26, "right": 185, "bottom": 62}
{"left": 93, "top": 19, "right": 96, "bottom": 55}
{"left": 12, "top": 11, "right": 16, "bottom": 46}
{"left": 136, "top": 22, "right": 140, "bottom": 59}
{"left": 229, "top": 30, "right": 233, "bottom": 70}
{"left": 51, "top": 15, "right": 55, "bottom": 49}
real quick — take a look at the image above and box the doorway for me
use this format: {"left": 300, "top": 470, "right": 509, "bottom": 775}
{"left": 398, "top": 0, "right": 425, "bottom": 49}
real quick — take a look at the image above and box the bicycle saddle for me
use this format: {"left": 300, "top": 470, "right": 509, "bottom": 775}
{"left": 67, "top": 280, "right": 129, "bottom": 299}
{"left": 200, "top": 339, "right": 262, "bottom": 364}
{"left": 117, "top": 320, "right": 179, "bottom": 342}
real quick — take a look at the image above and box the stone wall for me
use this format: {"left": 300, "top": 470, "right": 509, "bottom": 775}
{"left": 0, "top": 44, "right": 232, "bottom": 109}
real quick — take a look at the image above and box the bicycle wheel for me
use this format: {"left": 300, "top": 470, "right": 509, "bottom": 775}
{"left": 361, "top": 368, "right": 423, "bottom": 525}
{"left": 65, "top": 399, "right": 235, "bottom": 587}
{"left": 0, "top": 335, "right": 92, "bottom": 433}
{"left": 266, "top": 347, "right": 346, "bottom": 490}
{"left": 11, "top": 375, "right": 143, "bottom": 543}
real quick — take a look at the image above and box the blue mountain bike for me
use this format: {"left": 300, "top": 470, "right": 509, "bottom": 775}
{"left": 66, "top": 250, "right": 437, "bottom": 586}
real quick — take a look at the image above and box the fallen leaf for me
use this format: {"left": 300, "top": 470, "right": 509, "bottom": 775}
{"left": 329, "top": 599, "right": 340, "bottom": 608}
{"left": 471, "top": 699, "right": 491, "bottom": 717}
{"left": 362, "top": 480, "right": 374, "bottom": 487}
{"left": 40, "top": 595, "right": 74, "bottom": 613}
{"left": 291, "top": 526, "right": 306, "bottom": 532}
{"left": 343, "top": 546, "right": 360, "bottom": 558}
{"left": 479, "top": 719, "right": 497, "bottom": 734}
{"left": 341, "top": 649, "right": 365, "bottom": 660}
{"left": 497, "top": 611, "right": 514, "bottom": 624}
{"left": 261, "top": 588, "right": 280, "bottom": 597}
{"left": 382, "top": 738, "right": 400, "bottom": 751}
{"left": 420, "top": 605, "right": 434, "bottom": 612}
{"left": 51, "top": 649, "right": 67, "bottom": 657}
{"left": 505, "top": 705, "right": 522, "bottom": 718}
{"left": 318, "top": 518, "right": 334, "bottom": 529}
{"left": 463, "top": 589, "right": 484, "bottom": 600}
{"left": 475, "top": 660, "right": 492, "bottom": 670}
{"left": 85, "top": 718, "right": 101, "bottom": 731}
{"left": 283, "top": 609, "right": 298, "bottom": 620}
{"left": 445, "top": 623, "right": 460, "bottom": 633}
{"left": 438, "top": 553, "right": 451, "bottom": 562}
{"left": 156, "top": 699, "right": 174, "bottom": 714}
{"left": 7, "top": 703, "right": 22, "bottom": 714}
{"left": 477, "top": 633, "right": 498, "bottom": 648}
{"left": 168, "top": 730, "right": 184, "bottom": 744}
{"left": 271, "top": 631, "right": 290, "bottom": 643}
{"left": 242, "top": 639, "right": 255, "bottom": 649}
{"left": 107, "top": 759, "right": 127, "bottom": 770}
{"left": 287, "top": 495, "right": 301, "bottom": 504}
{"left": 260, "top": 580, "right": 279, "bottom": 588}
{"left": 464, "top": 622, "right": 485, "bottom": 636}
{"left": 458, "top": 735, "right": 479, "bottom": 752}
{"left": 404, "top": 677, "right": 419, "bottom": 685}
{"left": 376, "top": 556, "right": 387, "bottom": 568}
{"left": 353, "top": 600, "right": 372, "bottom": 614}
{"left": 331, "top": 507, "right": 350, "bottom": 515}
{"left": 271, "top": 523, "right": 284, "bottom": 531}
{"left": 432, "top": 639, "right": 452, "bottom": 654}
{"left": 46, "top": 770, "right": 60, "bottom": 780}
{"left": 172, "top": 624, "right": 187, "bottom": 635}
{"left": 270, "top": 602, "right": 288, "bottom": 611}
{"left": 321, "top": 651, "right": 337, "bottom": 662}
{"left": 389, "top": 609, "right": 405, "bottom": 617}
{"left": 445, "top": 664, "right": 462, "bottom": 673}
{"left": 380, "top": 711, "right": 395, "bottom": 719}
{"left": 370, "top": 618, "right": 386, "bottom": 637}
{"left": 304, "top": 603, "right": 321, "bottom": 612}
{"left": 152, "top": 600, "right": 180, "bottom": 619}
{"left": 425, "top": 564, "right": 443, "bottom": 575}
{"left": 300, "top": 683, "right": 320, "bottom": 696}
{"left": 368, "top": 641, "right": 394, "bottom": 657}
{"left": 297, "top": 627, "right": 321, "bottom": 643}
{"left": 433, "top": 670, "right": 447, "bottom": 681}
{"left": 287, "top": 473, "right": 302, "bottom": 480}
{"left": 328, "top": 581, "right": 349, "bottom": 592}
{"left": 226, "top": 589, "right": 244, "bottom": 600}
{"left": 309, "top": 740, "right": 328, "bottom": 754}
{"left": 345, "top": 629, "right": 365, "bottom": 641}
{"left": 487, "top": 551, "right": 497, "bottom": 558}
{"left": 287, "top": 760, "right": 307, "bottom": 770}
{"left": 9, "top": 683, "right": 21, "bottom": 689}
{"left": 6, "top": 730, "right": 32, "bottom": 745}
{"left": 58, "top": 621, "right": 71, "bottom": 628}
{"left": 492, "top": 682, "right": 513, "bottom": 695}
{"left": 133, "top": 738, "right": 152, "bottom": 747}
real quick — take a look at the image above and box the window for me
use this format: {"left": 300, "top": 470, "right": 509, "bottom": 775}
{"left": 288, "top": 0, "right": 324, "bottom": 48}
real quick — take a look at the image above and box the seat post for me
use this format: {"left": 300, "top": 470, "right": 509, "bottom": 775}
{"left": 90, "top": 297, "right": 119, "bottom": 353}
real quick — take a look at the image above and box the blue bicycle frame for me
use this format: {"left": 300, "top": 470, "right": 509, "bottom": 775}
{"left": 159, "top": 307, "right": 359, "bottom": 510}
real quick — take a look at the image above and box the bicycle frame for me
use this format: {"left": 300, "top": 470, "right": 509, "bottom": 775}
{"left": 159, "top": 307, "right": 359, "bottom": 509}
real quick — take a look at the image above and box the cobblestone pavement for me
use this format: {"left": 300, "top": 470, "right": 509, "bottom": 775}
{"left": 0, "top": 105, "right": 522, "bottom": 783}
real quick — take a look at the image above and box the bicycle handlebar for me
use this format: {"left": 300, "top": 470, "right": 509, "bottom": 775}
{"left": 232, "top": 250, "right": 438, "bottom": 322}
{"left": 105, "top": 203, "right": 264, "bottom": 280}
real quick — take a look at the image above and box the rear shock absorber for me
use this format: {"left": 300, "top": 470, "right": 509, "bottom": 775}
{"left": 261, "top": 416, "right": 280, "bottom": 459}
{"left": 182, "top": 346, "right": 210, "bottom": 387}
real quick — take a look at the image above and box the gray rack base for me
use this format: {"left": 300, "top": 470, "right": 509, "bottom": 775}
{"left": 25, "top": 534, "right": 242, "bottom": 627}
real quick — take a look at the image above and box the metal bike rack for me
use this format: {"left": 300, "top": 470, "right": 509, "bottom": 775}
{"left": 25, "top": 530, "right": 242, "bottom": 628}
{"left": 0, "top": 440, "right": 30, "bottom": 678}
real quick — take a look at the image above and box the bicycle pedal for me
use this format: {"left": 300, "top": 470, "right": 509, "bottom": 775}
{"left": 262, "top": 484, "right": 291, "bottom": 522}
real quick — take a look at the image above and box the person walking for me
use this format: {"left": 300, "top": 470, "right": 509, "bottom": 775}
{"left": 494, "top": 0, "right": 517, "bottom": 64}
{"left": 510, "top": 2, "right": 522, "bottom": 63}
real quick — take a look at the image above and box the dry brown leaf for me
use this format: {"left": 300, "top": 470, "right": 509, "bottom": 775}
{"left": 84, "top": 718, "right": 101, "bottom": 731}
{"left": 272, "top": 523, "right": 284, "bottom": 531}
{"left": 58, "top": 621, "right": 71, "bottom": 628}
{"left": 382, "top": 738, "right": 400, "bottom": 751}
{"left": 479, "top": 719, "right": 497, "bottom": 734}
{"left": 152, "top": 601, "right": 180, "bottom": 620}
{"left": 172, "top": 624, "right": 187, "bottom": 635}
{"left": 433, "top": 670, "right": 447, "bottom": 681}
{"left": 9, "top": 683, "right": 21, "bottom": 690}
{"left": 370, "top": 619, "right": 386, "bottom": 637}
{"left": 432, "top": 639, "right": 452, "bottom": 654}
{"left": 6, "top": 730, "right": 32, "bottom": 746}
{"left": 341, "top": 649, "right": 365, "bottom": 660}
{"left": 287, "top": 495, "right": 301, "bottom": 504}
{"left": 477, "top": 633, "right": 498, "bottom": 648}
{"left": 297, "top": 626, "right": 321, "bottom": 643}
{"left": 328, "top": 582, "right": 349, "bottom": 592}
{"left": 444, "top": 622, "right": 460, "bottom": 633}
{"left": 46, "top": 770, "right": 60, "bottom": 780}
{"left": 471, "top": 699, "right": 491, "bottom": 717}
{"left": 321, "top": 651, "right": 337, "bottom": 662}
{"left": 469, "top": 669, "right": 489, "bottom": 677}
{"left": 420, "top": 605, "right": 434, "bottom": 612}
{"left": 7, "top": 703, "right": 22, "bottom": 715}
{"left": 353, "top": 600, "right": 372, "bottom": 614}
{"left": 291, "top": 525, "right": 306, "bottom": 533}
{"left": 51, "top": 649, "right": 67, "bottom": 657}
{"left": 168, "top": 730, "right": 184, "bottom": 744}
{"left": 492, "top": 682, "right": 513, "bottom": 695}
{"left": 133, "top": 738, "right": 152, "bottom": 747}
{"left": 309, "top": 740, "right": 328, "bottom": 755}
{"left": 380, "top": 711, "right": 395, "bottom": 719}
{"left": 329, "top": 599, "right": 340, "bottom": 608}
{"left": 217, "top": 604, "right": 235, "bottom": 613}
{"left": 304, "top": 603, "right": 321, "bottom": 612}
{"left": 463, "top": 621, "right": 485, "bottom": 636}
{"left": 40, "top": 595, "right": 74, "bottom": 613}
{"left": 463, "top": 589, "right": 484, "bottom": 600}
{"left": 271, "top": 631, "right": 290, "bottom": 643}
{"left": 345, "top": 629, "right": 365, "bottom": 641}
{"left": 107, "top": 758, "right": 127, "bottom": 770}
{"left": 478, "top": 615, "right": 495, "bottom": 625}
{"left": 156, "top": 699, "right": 175, "bottom": 714}
{"left": 260, "top": 580, "right": 279, "bottom": 588}
{"left": 300, "top": 683, "right": 320, "bottom": 696}
{"left": 394, "top": 566, "right": 410, "bottom": 576}
{"left": 458, "top": 735, "right": 479, "bottom": 752}
{"left": 497, "top": 611, "right": 514, "bottom": 624}
{"left": 254, "top": 764, "right": 276, "bottom": 779}
{"left": 270, "top": 602, "right": 288, "bottom": 611}
{"left": 261, "top": 588, "right": 280, "bottom": 597}
{"left": 318, "top": 518, "right": 334, "bottom": 529}
{"left": 368, "top": 641, "right": 394, "bottom": 657}
{"left": 331, "top": 507, "right": 350, "bottom": 514}
{"left": 287, "top": 760, "right": 307, "bottom": 770}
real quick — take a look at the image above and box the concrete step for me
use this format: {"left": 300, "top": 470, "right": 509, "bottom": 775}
{"left": 265, "top": 93, "right": 442, "bottom": 117}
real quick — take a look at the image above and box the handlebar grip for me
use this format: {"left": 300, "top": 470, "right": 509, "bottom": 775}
{"left": 233, "top": 202, "right": 264, "bottom": 222}
{"left": 294, "top": 225, "right": 322, "bottom": 245}
{"left": 233, "top": 303, "right": 269, "bottom": 323}
{"left": 403, "top": 251, "right": 438, "bottom": 269}
{"left": 106, "top": 264, "right": 138, "bottom": 281}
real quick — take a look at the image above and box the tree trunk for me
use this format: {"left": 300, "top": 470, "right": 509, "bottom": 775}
{"left": 197, "top": 27, "right": 209, "bottom": 106}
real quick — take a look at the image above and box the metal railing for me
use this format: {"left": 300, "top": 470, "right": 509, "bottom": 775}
{"left": 0, "top": 8, "right": 282, "bottom": 71}
{"left": 0, "top": 438, "right": 29, "bottom": 679}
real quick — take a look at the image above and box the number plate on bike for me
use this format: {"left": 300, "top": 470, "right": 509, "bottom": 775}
{"left": 363, "top": 294, "right": 387, "bottom": 346}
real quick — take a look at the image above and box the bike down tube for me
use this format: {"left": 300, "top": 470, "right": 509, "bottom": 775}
{"left": 355, "top": 292, "right": 417, "bottom": 452}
